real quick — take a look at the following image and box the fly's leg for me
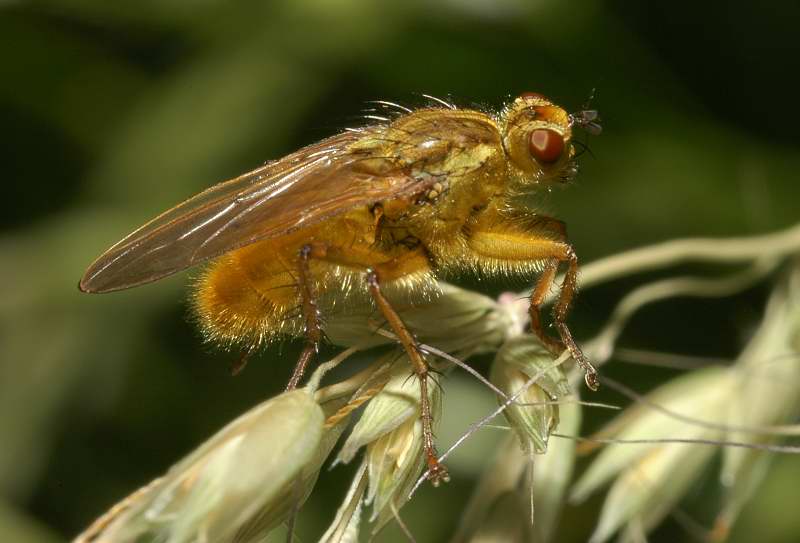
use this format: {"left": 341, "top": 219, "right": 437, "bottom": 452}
{"left": 288, "top": 240, "right": 446, "bottom": 482}
{"left": 286, "top": 244, "right": 324, "bottom": 390}
{"left": 531, "top": 243, "right": 599, "bottom": 391}
{"left": 366, "top": 269, "right": 449, "bottom": 486}
{"left": 529, "top": 261, "right": 563, "bottom": 353}
{"left": 466, "top": 214, "right": 599, "bottom": 390}
{"left": 230, "top": 349, "right": 252, "bottom": 376}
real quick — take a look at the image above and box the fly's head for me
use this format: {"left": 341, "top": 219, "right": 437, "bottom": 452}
{"left": 500, "top": 92, "right": 600, "bottom": 187}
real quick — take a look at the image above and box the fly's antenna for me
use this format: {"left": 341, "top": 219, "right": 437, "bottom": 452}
{"left": 569, "top": 88, "right": 602, "bottom": 136}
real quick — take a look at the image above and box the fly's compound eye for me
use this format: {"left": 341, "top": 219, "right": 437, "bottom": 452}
{"left": 529, "top": 128, "right": 564, "bottom": 164}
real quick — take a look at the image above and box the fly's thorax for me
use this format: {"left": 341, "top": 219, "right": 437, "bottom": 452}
{"left": 385, "top": 108, "right": 505, "bottom": 179}
{"left": 380, "top": 154, "right": 510, "bottom": 267}
{"left": 350, "top": 107, "right": 511, "bottom": 230}
{"left": 389, "top": 108, "right": 501, "bottom": 148}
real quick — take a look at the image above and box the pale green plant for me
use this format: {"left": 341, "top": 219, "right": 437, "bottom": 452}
{"left": 75, "top": 223, "right": 800, "bottom": 543}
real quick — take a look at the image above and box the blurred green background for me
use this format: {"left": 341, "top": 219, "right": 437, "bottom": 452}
{"left": 2, "top": 1, "right": 799, "bottom": 542}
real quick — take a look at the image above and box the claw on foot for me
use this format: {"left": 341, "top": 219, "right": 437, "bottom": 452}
{"left": 584, "top": 369, "right": 600, "bottom": 391}
{"left": 564, "top": 341, "right": 600, "bottom": 392}
{"left": 426, "top": 456, "right": 450, "bottom": 487}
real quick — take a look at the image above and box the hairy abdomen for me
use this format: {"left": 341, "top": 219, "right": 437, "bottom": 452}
{"left": 192, "top": 237, "right": 304, "bottom": 348}
{"left": 191, "top": 211, "right": 438, "bottom": 350}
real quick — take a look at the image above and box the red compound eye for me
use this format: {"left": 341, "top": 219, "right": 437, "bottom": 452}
{"left": 529, "top": 128, "right": 564, "bottom": 163}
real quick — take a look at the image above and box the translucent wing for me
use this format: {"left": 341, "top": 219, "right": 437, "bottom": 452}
{"left": 80, "top": 131, "right": 428, "bottom": 293}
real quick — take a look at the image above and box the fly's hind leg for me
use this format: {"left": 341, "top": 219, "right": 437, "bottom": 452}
{"left": 466, "top": 214, "right": 599, "bottom": 390}
{"left": 286, "top": 244, "right": 324, "bottom": 390}
{"left": 366, "top": 269, "right": 449, "bottom": 486}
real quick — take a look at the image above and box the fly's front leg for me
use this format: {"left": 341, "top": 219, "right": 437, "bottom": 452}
{"left": 546, "top": 243, "right": 599, "bottom": 391}
{"left": 286, "top": 244, "right": 324, "bottom": 390}
{"left": 529, "top": 261, "right": 562, "bottom": 352}
{"left": 466, "top": 215, "right": 599, "bottom": 390}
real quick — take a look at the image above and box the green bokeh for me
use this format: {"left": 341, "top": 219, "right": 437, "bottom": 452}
{"left": 2, "top": 1, "right": 798, "bottom": 541}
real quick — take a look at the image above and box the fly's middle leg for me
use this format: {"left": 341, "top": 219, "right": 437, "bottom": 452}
{"left": 285, "top": 240, "right": 447, "bottom": 483}
{"left": 366, "top": 269, "right": 449, "bottom": 486}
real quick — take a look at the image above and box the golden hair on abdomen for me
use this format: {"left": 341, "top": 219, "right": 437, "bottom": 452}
{"left": 192, "top": 240, "right": 303, "bottom": 349}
